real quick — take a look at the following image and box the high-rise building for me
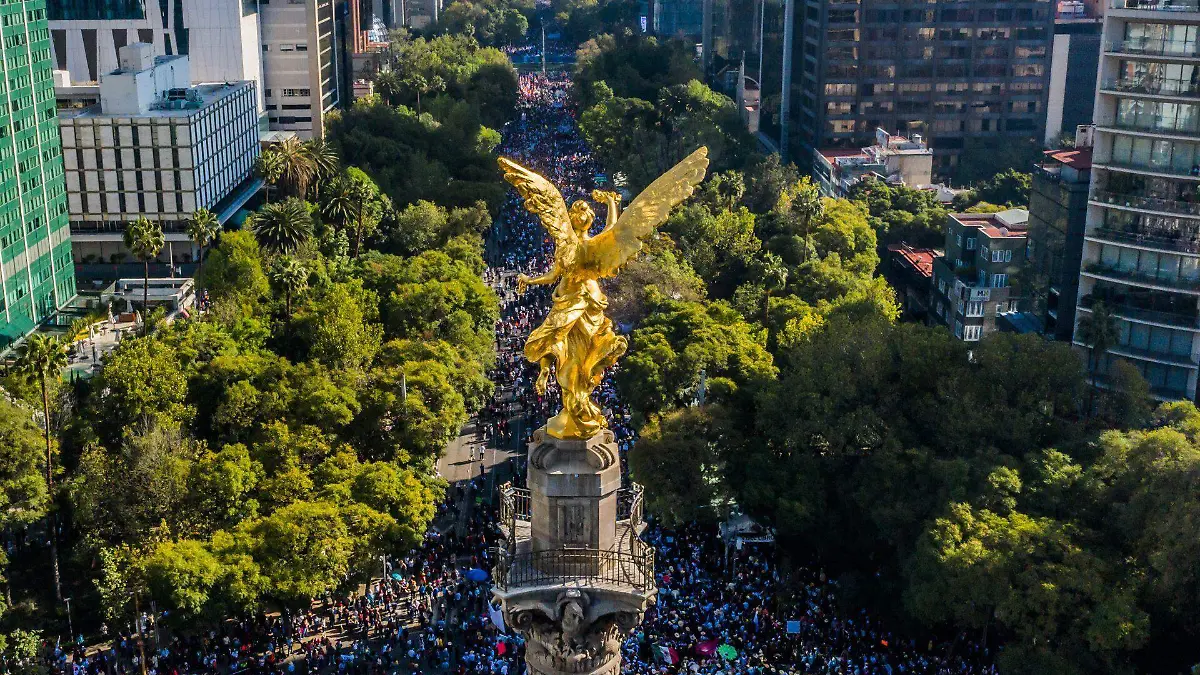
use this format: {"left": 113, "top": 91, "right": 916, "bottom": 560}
{"left": 794, "top": 0, "right": 1055, "bottom": 175}
{"left": 260, "top": 0, "right": 341, "bottom": 139}
{"left": 1074, "top": 0, "right": 1200, "bottom": 401}
{"left": 1027, "top": 144, "right": 1091, "bottom": 342}
{"left": 46, "top": 0, "right": 265, "bottom": 111}
{"left": 55, "top": 44, "right": 260, "bottom": 281}
{"left": 0, "top": 0, "right": 76, "bottom": 350}
{"left": 1044, "top": 8, "right": 1102, "bottom": 145}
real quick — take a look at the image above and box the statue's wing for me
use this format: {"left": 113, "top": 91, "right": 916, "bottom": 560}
{"left": 498, "top": 157, "right": 576, "bottom": 250}
{"left": 584, "top": 147, "right": 709, "bottom": 277}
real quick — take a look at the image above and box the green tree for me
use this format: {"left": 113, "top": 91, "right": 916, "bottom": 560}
{"left": 629, "top": 405, "right": 735, "bottom": 525}
{"left": 905, "top": 502, "right": 1148, "bottom": 674}
{"left": 186, "top": 208, "right": 221, "bottom": 305}
{"left": 269, "top": 256, "right": 309, "bottom": 320}
{"left": 617, "top": 294, "right": 776, "bottom": 419}
{"left": 124, "top": 216, "right": 165, "bottom": 327}
{"left": 254, "top": 151, "right": 284, "bottom": 203}
{"left": 14, "top": 333, "right": 67, "bottom": 601}
{"left": 250, "top": 198, "right": 315, "bottom": 255}
{"left": 269, "top": 137, "right": 316, "bottom": 198}
{"left": 199, "top": 230, "right": 270, "bottom": 317}
{"left": 241, "top": 500, "right": 353, "bottom": 604}
{"left": 1077, "top": 301, "right": 1119, "bottom": 414}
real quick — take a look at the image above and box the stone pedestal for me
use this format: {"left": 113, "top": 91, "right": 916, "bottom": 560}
{"left": 529, "top": 428, "right": 622, "bottom": 574}
{"left": 492, "top": 427, "right": 655, "bottom": 675}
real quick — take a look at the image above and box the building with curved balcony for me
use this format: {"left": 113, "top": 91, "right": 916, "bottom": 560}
{"left": 1077, "top": 0, "right": 1200, "bottom": 400}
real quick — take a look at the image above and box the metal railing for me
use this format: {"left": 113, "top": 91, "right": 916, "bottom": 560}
{"left": 1107, "top": 38, "right": 1200, "bottom": 56}
{"left": 492, "top": 546, "right": 655, "bottom": 592}
{"left": 1110, "top": 0, "right": 1200, "bottom": 10}
{"left": 1103, "top": 77, "right": 1200, "bottom": 99}
{"left": 1079, "top": 294, "right": 1200, "bottom": 327}
{"left": 498, "top": 483, "right": 646, "bottom": 541}
{"left": 1084, "top": 262, "right": 1200, "bottom": 290}
{"left": 1092, "top": 189, "right": 1200, "bottom": 218}
{"left": 1090, "top": 226, "right": 1200, "bottom": 253}
{"left": 1099, "top": 157, "right": 1200, "bottom": 180}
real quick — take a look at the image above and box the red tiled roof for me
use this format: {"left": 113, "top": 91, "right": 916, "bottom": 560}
{"left": 888, "top": 243, "right": 940, "bottom": 278}
{"left": 1042, "top": 147, "right": 1092, "bottom": 170}
{"left": 818, "top": 148, "right": 869, "bottom": 162}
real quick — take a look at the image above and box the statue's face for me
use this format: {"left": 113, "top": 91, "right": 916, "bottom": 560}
{"left": 569, "top": 201, "right": 594, "bottom": 234}
{"left": 563, "top": 601, "right": 585, "bottom": 630}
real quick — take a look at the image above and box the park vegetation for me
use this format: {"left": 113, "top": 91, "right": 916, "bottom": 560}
{"left": 577, "top": 33, "right": 1199, "bottom": 675}
{"left": 0, "top": 45, "right": 514, "bottom": 655}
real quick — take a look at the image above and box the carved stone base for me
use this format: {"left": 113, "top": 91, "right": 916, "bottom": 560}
{"left": 508, "top": 591, "right": 641, "bottom": 675}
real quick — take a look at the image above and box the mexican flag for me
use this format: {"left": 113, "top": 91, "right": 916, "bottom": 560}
{"left": 653, "top": 644, "right": 679, "bottom": 665}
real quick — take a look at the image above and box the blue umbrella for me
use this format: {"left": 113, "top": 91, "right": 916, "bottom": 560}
{"left": 466, "top": 568, "right": 489, "bottom": 582}
{"left": 390, "top": 572, "right": 403, "bottom": 581}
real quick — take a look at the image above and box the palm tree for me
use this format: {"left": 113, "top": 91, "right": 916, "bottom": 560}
{"left": 123, "top": 216, "right": 164, "bottom": 332}
{"left": 186, "top": 208, "right": 221, "bottom": 310}
{"left": 303, "top": 139, "right": 341, "bottom": 193}
{"left": 783, "top": 177, "right": 824, "bottom": 262}
{"left": 322, "top": 172, "right": 375, "bottom": 257}
{"left": 375, "top": 69, "right": 402, "bottom": 106}
{"left": 250, "top": 198, "right": 315, "bottom": 254}
{"left": 269, "top": 256, "right": 308, "bottom": 319}
{"left": 1077, "top": 301, "right": 1119, "bottom": 415}
{"left": 754, "top": 252, "right": 789, "bottom": 327}
{"left": 14, "top": 333, "right": 68, "bottom": 602}
{"left": 255, "top": 151, "right": 285, "bottom": 204}
{"left": 272, "top": 137, "right": 316, "bottom": 199}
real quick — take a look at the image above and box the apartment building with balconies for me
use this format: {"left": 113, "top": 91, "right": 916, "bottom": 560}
{"left": 1076, "top": 0, "right": 1200, "bottom": 400}
{"left": 931, "top": 210, "right": 1030, "bottom": 341}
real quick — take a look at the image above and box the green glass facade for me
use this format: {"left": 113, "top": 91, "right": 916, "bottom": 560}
{"left": 0, "top": 0, "right": 75, "bottom": 350}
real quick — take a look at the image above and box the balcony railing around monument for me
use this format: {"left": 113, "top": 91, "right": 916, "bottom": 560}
{"left": 498, "top": 483, "right": 646, "bottom": 542}
{"left": 492, "top": 546, "right": 656, "bottom": 593}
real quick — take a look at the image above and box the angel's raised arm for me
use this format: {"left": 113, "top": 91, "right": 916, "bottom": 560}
{"left": 498, "top": 158, "right": 577, "bottom": 250}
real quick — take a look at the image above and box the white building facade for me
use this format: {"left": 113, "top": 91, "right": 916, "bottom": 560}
{"left": 57, "top": 44, "right": 260, "bottom": 269}
{"left": 47, "top": 0, "right": 264, "bottom": 111}
{"left": 260, "top": 0, "right": 340, "bottom": 139}
{"left": 1076, "top": 0, "right": 1200, "bottom": 400}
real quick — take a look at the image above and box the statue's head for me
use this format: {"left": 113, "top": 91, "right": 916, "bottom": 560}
{"left": 569, "top": 200, "right": 594, "bottom": 234}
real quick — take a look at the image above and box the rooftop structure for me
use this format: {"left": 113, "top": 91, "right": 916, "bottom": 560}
{"left": 56, "top": 44, "right": 260, "bottom": 281}
{"left": 886, "top": 243, "right": 942, "bottom": 322}
{"left": 47, "top": 0, "right": 265, "bottom": 112}
{"left": 813, "top": 129, "right": 934, "bottom": 198}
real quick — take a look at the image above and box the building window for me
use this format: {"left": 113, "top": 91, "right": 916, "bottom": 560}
{"left": 966, "top": 237, "right": 976, "bottom": 250}
{"left": 954, "top": 320, "right": 964, "bottom": 338}
{"left": 980, "top": 245, "right": 989, "bottom": 260}
{"left": 991, "top": 273, "right": 1007, "bottom": 288}
{"left": 938, "top": 278, "right": 946, "bottom": 294}
{"left": 964, "top": 325, "right": 983, "bottom": 341}
{"left": 966, "top": 301, "right": 984, "bottom": 317}
{"left": 956, "top": 233, "right": 962, "bottom": 246}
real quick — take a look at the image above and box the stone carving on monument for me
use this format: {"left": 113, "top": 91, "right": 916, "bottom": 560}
{"left": 491, "top": 148, "right": 710, "bottom": 675}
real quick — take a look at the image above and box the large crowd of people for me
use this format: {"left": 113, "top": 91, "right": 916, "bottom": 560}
{"left": 41, "top": 68, "right": 999, "bottom": 675}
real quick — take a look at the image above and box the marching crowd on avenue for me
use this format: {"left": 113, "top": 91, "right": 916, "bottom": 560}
{"left": 40, "top": 71, "right": 999, "bottom": 675}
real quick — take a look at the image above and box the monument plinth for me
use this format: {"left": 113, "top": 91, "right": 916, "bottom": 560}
{"left": 493, "top": 429, "right": 654, "bottom": 675}
{"left": 492, "top": 146, "right": 709, "bottom": 675}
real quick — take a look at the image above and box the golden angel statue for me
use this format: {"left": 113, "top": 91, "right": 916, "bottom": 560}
{"left": 499, "top": 147, "right": 710, "bottom": 440}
